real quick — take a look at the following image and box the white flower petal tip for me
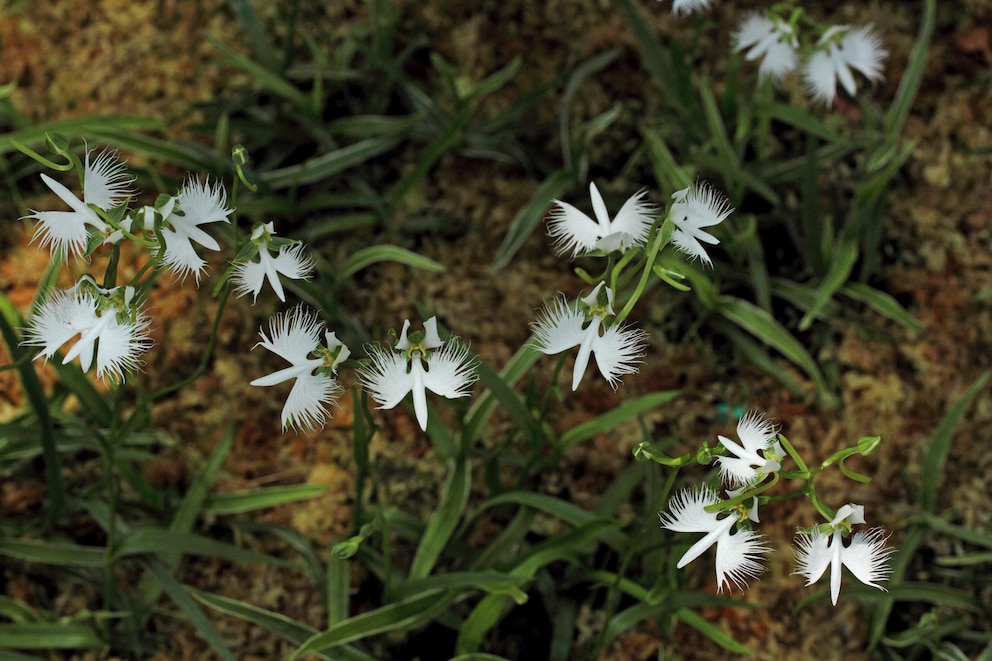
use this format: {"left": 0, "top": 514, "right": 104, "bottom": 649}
{"left": 530, "top": 283, "right": 647, "bottom": 391}
{"left": 802, "top": 25, "right": 887, "bottom": 107}
{"left": 714, "top": 411, "right": 783, "bottom": 488}
{"left": 660, "top": 486, "right": 770, "bottom": 592}
{"left": 669, "top": 183, "right": 732, "bottom": 268}
{"left": 160, "top": 178, "right": 233, "bottom": 282}
{"left": 669, "top": 0, "right": 714, "bottom": 16}
{"left": 250, "top": 304, "right": 348, "bottom": 432}
{"left": 232, "top": 223, "right": 314, "bottom": 303}
{"left": 20, "top": 283, "right": 152, "bottom": 383}
{"left": 547, "top": 183, "right": 657, "bottom": 259}
{"left": 733, "top": 13, "right": 799, "bottom": 82}
{"left": 358, "top": 317, "right": 478, "bottom": 431}
{"left": 24, "top": 150, "right": 135, "bottom": 261}
{"left": 794, "top": 505, "right": 895, "bottom": 605}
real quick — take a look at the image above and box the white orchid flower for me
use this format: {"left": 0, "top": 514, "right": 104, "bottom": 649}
{"left": 802, "top": 25, "right": 887, "bottom": 107}
{"left": 714, "top": 411, "right": 784, "bottom": 488}
{"left": 794, "top": 503, "right": 894, "bottom": 605}
{"left": 25, "top": 149, "right": 134, "bottom": 261}
{"left": 358, "top": 317, "right": 477, "bottom": 431}
{"left": 159, "top": 178, "right": 233, "bottom": 282}
{"left": 548, "top": 183, "right": 657, "bottom": 259}
{"left": 232, "top": 222, "right": 314, "bottom": 303}
{"left": 21, "top": 278, "right": 151, "bottom": 383}
{"left": 669, "top": 0, "right": 714, "bottom": 16}
{"left": 250, "top": 304, "right": 349, "bottom": 432}
{"left": 660, "top": 486, "right": 769, "bottom": 592}
{"left": 734, "top": 13, "right": 799, "bottom": 82}
{"left": 531, "top": 282, "right": 647, "bottom": 391}
{"left": 669, "top": 183, "right": 733, "bottom": 268}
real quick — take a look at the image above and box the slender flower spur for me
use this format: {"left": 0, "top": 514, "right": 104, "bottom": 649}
{"left": 802, "top": 25, "right": 887, "bottom": 107}
{"left": 548, "top": 182, "right": 657, "bottom": 258}
{"left": 358, "top": 317, "right": 477, "bottom": 431}
{"left": 668, "top": 183, "right": 732, "bottom": 267}
{"left": 21, "top": 277, "right": 152, "bottom": 383}
{"left": 660, "top": 485, "right": 769, "bottom": 592}
{"left": 714, "top": 411, "right": 784, "bottom": 488}
{"left": 531, "top": 282, "right": 647, "bottom": 391}
{"left": 24, "top": 149, "right": 134, "bottom": 261}
{"left": 733, "top": 13, "right": 799, "bottom": 83}
{"left": 250, "top": 305, "right": 350, "bottom": 432}
{"left": 793, "top": 503, "right": 894, "bottom": 605}
{"left": 159, "top": 178, "right": 233, "bottom": 281}
{"left": 232, "top": 222, "right": 314, "bottom": 303}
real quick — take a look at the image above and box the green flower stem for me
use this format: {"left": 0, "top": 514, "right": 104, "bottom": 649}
{"left": 704, "top": 473, "right": 780, "bottom": 513}
{"left": 103, "top": 244, "right": 120, "bottom": 289}
{"left": 9, "top": 138, "right": 74, "bottom": 171}
{"left": 777, "top": 433, "right": 809, "bottom": 473}
{"left": 149, "top": 285, "right": 232, "bottom": 401}
{"left": 615, "top": 224, "right": 667, "bottom": 324}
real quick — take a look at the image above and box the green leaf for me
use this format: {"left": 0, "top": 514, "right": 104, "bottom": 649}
{"left": 191, "top": 589, "right": 373, "bottom": 661}
{"left": 0, "top": 623, "right": 102, "bottom": 650}
{"left": 409, "top": 458, "right": 471, "bottom": 579}
{"left": 769, "top": 104, "right": 848, "bottom": 144}
{"left": 473, "top": 357, "right": 544, "bottom": 444}
{"left": 393, "top": 571, "right": 528, "bottom": 603}
{"left": 115, "top": 529, "right": 298, "bottom": 569}
{"left": 141, "top": 557, "right": 235, "bottom": 661}
{"left": 676, "top": 607, "right": 752, "bottom": 655}
{"left": 0, "top": 538, "right": 105, "bottom": 567}
{"left": 841, "top": 283, "right": 922, "bottom": 331}
{"left": 920, "top": 371, "right": 990, "bottom": 512}
{"left": 463, "top": 344, "right": 542, "bottom": 446}
{"left": 259, "top": 136, "right": 402, "bottom": 189}
{"left": 292, "top": 593, "right": 453, "bottom": 658}
{"left": 208, "top": 36, "right": 310, "bottom": 111}
{"left": 716, "top": 296, "right": 829, "bottom": 398}
{"left": 557, "top": 390, "right": 680, "bottom": 451}
{"left": 338, "top": 245, "right": 444, "bottom": 281}
{"left": 491, "top": 169, "right": 574, "bottom": 272}
{"left": 202, "top": 484, "right": 328, "bottom": 515}
{"left": 798, "top": 237, "right": 859, "bottom": 331}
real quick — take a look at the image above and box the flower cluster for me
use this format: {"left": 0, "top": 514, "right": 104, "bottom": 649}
{"left": 534, "top": 181, "right": 731, "bottom": 390}
{"left": 733, "top": 13, "right": 887, "bottom": 107}
{"left": 660, "top": 412, "right": 894, "bottom": 602}
{"left": 19, "top": 147, "right": 313, "bottom": 385}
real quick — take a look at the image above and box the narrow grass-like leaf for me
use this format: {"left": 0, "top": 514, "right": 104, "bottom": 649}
{"left": 491, "top": 169, "right": 574, "bottom": 272}
{"left": 293, "top": 592, "right": 453, "bottom": 658}
{"left": 885, "top": 0, "right": 935, "bottom": 138}
{"left": 260, "top": 136, "right": 402, "bottom": 189}
{"left": 770, "top": 104, "right": 848, "bottom": 144}
{"left": 327, "top": 551, "right": 350, "bottom": 629}
{"left": 0, "top": 597, "right": 40, "bottom": 625}
{"left": 463, "top": 343, "right": 542, "bottom": 445}
{"left": 338, "top": 245, "right": 444, "bottom": 281}
{"left": 208, "top": 36, "right": 310, "bottom": 111}
{"left": 1, "top": 118, "right": 163, "bottom": 156}
{"left": 919, "top": 513, "right": 992, "bottom": 548}
{"left": 676, "top": 607, "right": 752, "bottom": 655}
{"left": 798, "top": 237, "right": 859, "bottom": 331}
{"left": 409, "top": 458, "right": 470, "bottom": 579}
{"left": 455, "top": 520, "right": 617, "bottom": 654}
{"left": 557, "top": 390, "right": 680, "bottom": 451}
{"left": 226, "top": 0, "right": 278, "bottom": 69}
{"left": 116, "top": 529, "right": 298, "bottom": 569}
{"left": 142, "top": 557, "right": 235, "bottom": 661}
{"left": 920, "top": 371, "right": 990, "bottom": 512}
{"left": 717, "top": 296, "right": 829, "bottom": 398}
{"left": 191, "top": 589, "right": 374, "bottom": 661}
{"left": 0, "top": 623, "right": 102, "bottom": 649}
{"left": 841, "top": 283, "right": 922, "bottom": 331}
{"left": 202, "top": 484, "right": 328, "bottom": 515}
{"left": 0, "top": 538, "right": 104, "bottom": 567}
{"left": 642, "top": 126, "right": 693, "bottom": 194}
{"left": 473, "top": 357, "right": 544, "bottom": 444}
{"left": 88, "top": 132, "right": 218, "bottom": 172}
{"left": 394, "top": 572, "right": 528, "bottom": 603}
